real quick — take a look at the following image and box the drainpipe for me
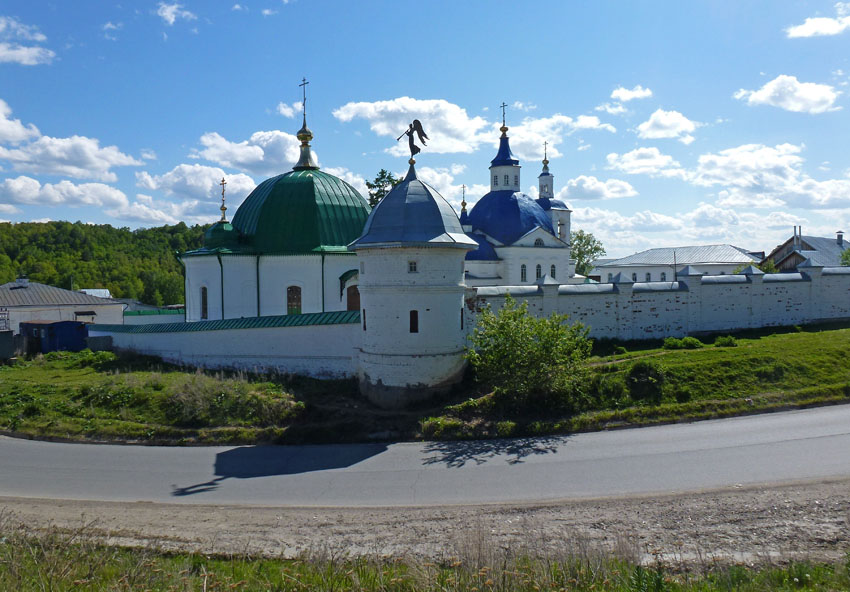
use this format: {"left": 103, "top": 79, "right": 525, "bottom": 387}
{"left": 321, "top": 252, "right": 326, "bottom": 312}
{"left": 216, "top": 254, "right": 224, "bottom": 320}
{"left": 256, "top": 255, "right": 261, "bottom": 317}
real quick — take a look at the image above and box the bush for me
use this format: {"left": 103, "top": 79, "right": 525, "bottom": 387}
{"left": 613, "top": 345, "right": 628, "bottom": 355}
{"left": 627, "top": 359, "right": 666, "bottom": 404}
{"left": 663, "top": 337, "right": 683, "bottom": 350}
{"left": 680, "top": 336, "right": 704, "bottom": 349}
{"left": 466, "top": 294, "right": 592, "bottom": 413}
{"left": 715, "top": 335, "right": 738, "bottom": 347}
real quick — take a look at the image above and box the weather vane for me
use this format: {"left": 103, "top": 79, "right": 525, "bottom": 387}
{"left": 219, "top": 177, "right": 227, "bottom": 222}
{"left": 397, "top": 119, "right": 429, "bottom": 161}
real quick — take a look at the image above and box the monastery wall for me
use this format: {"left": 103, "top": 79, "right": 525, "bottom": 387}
{"left": 470, "top": 267, "right": 850, "bottom": 340}
{"left": 89, "top": 321, "right": 360, "bottom": 378}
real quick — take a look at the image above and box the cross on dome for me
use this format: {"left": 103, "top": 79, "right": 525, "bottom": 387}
{"left": 219, "top": 177, "right": 227, "bottom": 221}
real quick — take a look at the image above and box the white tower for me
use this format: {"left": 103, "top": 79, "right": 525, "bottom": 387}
{"left": 538, "top": 141, "right": 554, "bottom": 199}
{"left": 350, "top": 160, "right": 477, "bottom": 408}
{"left": 489, "top": 103, "right": 521, "bottom": 192}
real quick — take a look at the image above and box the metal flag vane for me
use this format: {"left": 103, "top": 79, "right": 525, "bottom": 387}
{"left": 397, "top": 119, "right": 429, "bottom": 162}
{"left": 299, "top": 77, "right": 309, "bottom": 120}
{"left": 219, "top": 177, "right": 227, "bottom": 221}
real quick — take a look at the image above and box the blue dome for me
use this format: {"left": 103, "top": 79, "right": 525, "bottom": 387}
{"left": 350, "top": 163, "right": 476, "bottom": 249}
{"left": 465, "top": 233, "right": 499, "bottom": 261}
{"left": 467, "top": 190, "right": 555, "bottom": 245}
{"left": 536, "top": 197, "right": 571, "bottom": 211}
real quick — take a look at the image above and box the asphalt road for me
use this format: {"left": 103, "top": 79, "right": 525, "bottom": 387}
{"left": 1, "top": 405, "right": 849, "bottom": 507}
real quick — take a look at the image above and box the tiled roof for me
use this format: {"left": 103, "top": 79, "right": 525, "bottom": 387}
{"left": 0, "top": 281, "right": 123, "bottom": 307}
{"left": 91, "top": 310, "right": 359, "bottom": 334}
{"left": 595, "top": 244, "right": 758, "bottom": 267}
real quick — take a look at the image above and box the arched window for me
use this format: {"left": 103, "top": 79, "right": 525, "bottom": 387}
{"left": 520, "top": 264, "right": 527, "bottom": 282}
{"left": 504, "top": 174, "right": 509, "bottom": 186}
{"left": 287, "top": 286, "right": 302, "bottom": 315}
{"left": 645, "top": 272, "right": 651, "bottom": 282}
{"left": 631, "top": 273, "right": 637, "bottom": 282}
{"left": 551, "top": 265, "right": 556, "bottom": 279}
{"left": 534, "top": 238, "right": 544, "bottom": 247}
{"left": 200, "top": 286, "right": 208, "bottom": 320}
{"left": 536, "top": 264, "right": 542, "bottom": 280}
{"left": 607, "top": 273, "right": 613, "bottom": 283}
{"left": 660, "top": 272, "right": 667, "bottom": 281}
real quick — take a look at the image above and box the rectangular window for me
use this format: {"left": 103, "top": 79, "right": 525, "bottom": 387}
{"left": 408, "top": 260, "right": 417, "bottom": 273}
{"left": 493, "top": 175, "right": 498, "bottom": 186}
{"left": 504, "top": 174, "right": 509, "bottom": 186}
{"left": 359, "top": 261, "right": 364, "bottom": 274}
{"left": 200, "top": 286, "right": 208, "bottom": 320}
{"left": 514, "top": 175, "right": 518, "bottom": 186}
{"left": 460, "top": 308, "right": 464, "bottom": 330}
{"left": 409, "top": 310, "right": 419, "bottom": 333}
{"left": 607, "top": 273, "right": 613, "bottom": 283}
{"left": 362, "top": 309, "right": 366, "bottom": 331}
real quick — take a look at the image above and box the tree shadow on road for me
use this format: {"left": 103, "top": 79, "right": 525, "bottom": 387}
{"left": 171, "top": 442, "right": 388, "bottom": 497}
{"left": 421, "top": 435, "right": 569, "bottom": 468}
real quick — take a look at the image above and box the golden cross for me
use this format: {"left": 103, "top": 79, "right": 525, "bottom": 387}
{"left": 544, "top": 141, "right": 548, "bottom": 160}
{"left": 500, "top": 102, "right": 508, "bottom": 126}
{"left": 299, "top": 77, "right": 309, "bottom": 117}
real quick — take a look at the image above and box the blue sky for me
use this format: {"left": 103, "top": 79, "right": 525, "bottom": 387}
{"left": 1, "top": 1, "right": 849, "bottom": 257}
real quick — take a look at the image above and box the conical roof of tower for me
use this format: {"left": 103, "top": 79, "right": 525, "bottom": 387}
{"left": 490, "top": 126, "right": 519, "bottom": 167}
{"left": 350, "top": 162, "right": 476, "bottom": 249}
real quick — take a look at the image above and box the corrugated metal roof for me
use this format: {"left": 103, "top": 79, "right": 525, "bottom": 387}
{"left": 91, "top": 310, "right": 360, "bottom": 334}
{"left": 595, "top": 244, "right": 758, "bottom": 267}
{"left": 0, "top": 281, "right": 123, "bottom": 307}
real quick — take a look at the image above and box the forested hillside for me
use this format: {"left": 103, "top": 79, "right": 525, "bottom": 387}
{"left": 0, "top": 221, "right": 207, "bottom": 305}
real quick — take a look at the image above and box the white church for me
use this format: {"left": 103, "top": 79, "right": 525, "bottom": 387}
{"left": 92, "top": 106, "right": 850, "bottom": 408}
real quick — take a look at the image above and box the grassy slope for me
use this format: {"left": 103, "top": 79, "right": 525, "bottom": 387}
{"left": 1, "top": 325, "right": 849, "bottom": 445}
{"left": 0, "top": 524, "right": 848, "bottom": 592}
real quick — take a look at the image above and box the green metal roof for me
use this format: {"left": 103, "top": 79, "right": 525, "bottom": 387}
{"left": 230, "top": 169, "right": 370, "bottom": 254}
{"left": 92, "top": 310, "right": 360, "bottom": 334}
{"left": 123, "top": 309, "right": 184, "bottom": 316}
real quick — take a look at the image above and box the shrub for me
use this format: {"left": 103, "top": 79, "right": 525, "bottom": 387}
{"left": 613, "top": 345, "right": 628, "bottom": 355}
{"left": 680, "top": 336, "right": 704, "bottom": 349}
{"left": 663, "top": 337, "right": 683, "bottom": 350}
{"left": 715, "top": 335, "right": 738, "bottom": 347}
{"left": 466, "top": 294, "right": 592, "bottom": 413}
{"left": 627, "top": 359, "right": 666, "bottom": 404}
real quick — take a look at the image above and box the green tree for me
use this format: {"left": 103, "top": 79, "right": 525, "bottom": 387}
{"left": 570, "top": 230, "right": 606, "bottom": 277}
{"left": 466, "top": 294, "right": 592, "bottom": 412}
{"left": 365, "top": 169, "right": 400, "bottom": 208}
{"left": 841, "top": 249, "right": 850, "bottom": 266}
{"left": 733, "top": 260, "right": 778, "bottom": 274}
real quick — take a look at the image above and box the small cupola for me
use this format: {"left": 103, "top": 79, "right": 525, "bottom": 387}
{"left": 489, "top": 102, "right": 521, "bottom": 192}
{"left": 537, "top": 141, "right": 553, "bottom": 199}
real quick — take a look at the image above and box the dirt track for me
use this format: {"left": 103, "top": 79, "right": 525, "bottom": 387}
{"left": 3, "top": 477, "right": 849, "bottom": 566}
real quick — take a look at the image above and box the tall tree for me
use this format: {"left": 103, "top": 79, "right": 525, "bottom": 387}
{"left": 570, "top": 230, "right": 606, "bottom": 277}
{"left": 841, "top": 249, "right": 850, "bottom": 266}
{"left": 365, "top": 169, "right": 400, "bottom": 208}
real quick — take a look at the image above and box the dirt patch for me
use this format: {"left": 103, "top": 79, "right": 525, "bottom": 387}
{"left": 3, "top": 478, "right": 848, "bottom": 566}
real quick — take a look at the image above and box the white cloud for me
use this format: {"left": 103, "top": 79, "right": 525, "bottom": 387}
{"left": 786, "top": 3, "right": 850, "bottom": 37}
{"left": 106, "top": 193, "right": 218, "bottom": 226}
{"left": 276, "top": 101, "right": 301, "bottom": 118}
{"left": 577, "top": 144, "right": 591, "bottom": 151}
{"left": 232, "top": 4, "right": 246, "bottom": 10}
{"left": 610, "top": 85, "right": 652, "bottom": 102}
{"left": 505, "top": 114, "right": 615, "bottom": 161}
{"left": 333, "top": 97, "right": 490, "bottom": 156}
{"left": 135, "top": 163, "right": 255, "bottom": 203}
{"left": 0, "top": 203, "right": 19, "bottom": 214}
{"left": 140, "top": 149, "right": 157, "bottom": 160}
{"left": 0, "top": 135, "right": 143, "bottom": 182}
{"left": 156, "top": 3, "right": 197, "bottom": 25}
{"left": 606, "top": 147, "right": 685, "bottom": 178}
{"left": 595, "top": 102, "right": 627, "bottom": 115}
{"left": 102, "top": 21, "right": 122, "bottom": 40}
{"left": 0, "top": 175, "right": 129, "bottom": 208}
{"left": 261, "top": 8, "right": 277, "bottom": 16}
{"left": 0, "top": 99, "right": 39, "bottom": 144}
{"left": 562, "top": 175, "right": 638, "bottom": 200}
{"left": 734, "top": 75, "right": 840, "bottom": 114}
{"left": 636, "top": 108, "right": 700, "bottom": 144}
{"left": 0, "top": 16, "right": 55, "bottom": 65}
{"left": 190, "top": 130, "right": 302, "bottom": 176}
{"left": 512, "top": 101, "right": 537, "bottom": 112}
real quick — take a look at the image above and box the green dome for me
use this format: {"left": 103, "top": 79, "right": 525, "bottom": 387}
{"left": 203, "top": 220, "right": 238, "bottom": 249}
{"left": 231, "top": 169, "right": 370, "bottom": 254}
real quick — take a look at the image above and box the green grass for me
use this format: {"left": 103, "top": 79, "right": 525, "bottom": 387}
{"left": 2, "top": 323, "right": 850, "bottom": 445}
{"left": 0, "top": 521, "right": 848, "bottom": 592}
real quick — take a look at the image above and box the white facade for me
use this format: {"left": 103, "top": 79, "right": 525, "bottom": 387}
{"left": 183, "top": 252, "right": 359, "bottom": 321}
